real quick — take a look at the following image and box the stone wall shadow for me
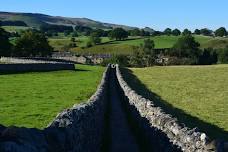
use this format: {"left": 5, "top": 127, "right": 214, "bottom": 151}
{"left": 115, "top": 69, "right": 181, "bottom": 152}
{"left": 121, "top": 68, "right": 228, "bottom": 141}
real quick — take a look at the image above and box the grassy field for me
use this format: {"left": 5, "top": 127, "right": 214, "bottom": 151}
{"left": 4, "top": 26, "right": 228, "bottom": 54}
{"left": 71, "top": 35, "right": 228, "bottom": 55}
{"left": 0, "top": 64, "right": 104, "bottom": 129}
{"left": 4, "top": 27, "right": 227, "bottom": 54}
{"left": 48, "top": 36, "right": 110, "bottom": 51}
{"left": 123, "top": 65, "right": 228, "bottom": 140}
{"left": 2, "top": 26, "right": 30, "bottom": 33}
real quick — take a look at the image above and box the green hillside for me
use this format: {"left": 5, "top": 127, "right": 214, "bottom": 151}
{"left": 0, "top": 11, "right": 135, "bottom": 29}
{"left": 70, "top": 35, "right": 228, "bottom": 55}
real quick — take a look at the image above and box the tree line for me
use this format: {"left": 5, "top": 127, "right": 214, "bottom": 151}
{"left": 102, "top": 34, "right": 228, "bottom": 67}
{"left": 0, "top": 27, "right": 53, "bottom": 57}
{"left": 0, "top": 20, "right": 28, "bottom": 27}
{"left": 38, "top": 23, "right": 228, "bottom": 49}
{"left": 154, "top": 27, "right": 227, "bottom": 37}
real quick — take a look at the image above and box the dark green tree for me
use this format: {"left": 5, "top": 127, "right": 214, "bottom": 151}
{"left": 72, "top": 31, "right": 78, "bottom": 37}
{"left": 129, "top": 47, "right": 144, "bottom": 67}
{"left": 218, "top": 46, "right": 228, "bottom": 63}
{"left": 102, "top": 54, "right": 129, "bottom": 67}
{"left": 64, "top": 30, "right": 71, "bottom": 36}
{"left": 129, "top": 29, "right": 141, "bottom": 36}
{"left": 164, "top": 28, "right": 172, "bottom": 36}
{"left": 109, "top": 28, "right": 128, "bottom": 40}
{"left": 142, "top": 39, "right": 157, "bottom": 66}
{"left": 69, "top": 37, "right": 77, "bottom": 47}
{"left": 172, "top": 29, "right": 181, "bottom": 36}
{"left": 129, "top": 39, "right": 156, "bottom": 67}
{"left": 143, "top": 39, "right": 155, "bottom": 50}
{"left": 198, "top": 48, "right": 218, "bottom": 65}
{"left": 182, "top": 29, "right": 192, "bottom": 35}
{"left": 194, "top": 29, "right": 201, "bottom": 35}
{"left": 89, "top": 32, "right": 102, "bottom": 45}
{"left": 215, "top": 27, "right": 227, "bottom": 37}
{"left": 71, "top": 37, "right": 76, "bottom": 42}
{"left": 14, "top": 30, "right": 53, "bottom": 57}
{"left": 0, "top": 27, "right": 12, "bottom": 56}
{"left": 200, "top": 28, "right": 213, "bottom": 36}
{"left": 172, "top": 35, "right": 200, "bottom": 59}
{"left": 93, "top": 29, "right": 106, "bottom": 37}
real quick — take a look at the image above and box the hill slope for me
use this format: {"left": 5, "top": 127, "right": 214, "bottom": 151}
{"left": 0, "top": 11, "right": 136, "bottom": 30}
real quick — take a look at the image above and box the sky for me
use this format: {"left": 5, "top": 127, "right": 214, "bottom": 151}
{"left": 0, "top": 0, "right": 227, "bottom": 31}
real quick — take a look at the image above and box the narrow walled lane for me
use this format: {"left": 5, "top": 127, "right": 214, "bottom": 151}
{"left": 107, "top": 68, "right": 139, "bottom": 152}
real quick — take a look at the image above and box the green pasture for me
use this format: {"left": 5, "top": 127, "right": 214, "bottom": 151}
{"left": 0, "top": 64, "right": 104, "bottom": 129}
{"left": 124, "top": 64, "right": 228, "bottom": 140}
{"left": 71, "top": 35, "right": 228, "bottom": 55}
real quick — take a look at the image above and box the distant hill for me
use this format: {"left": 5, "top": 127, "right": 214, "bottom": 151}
{"left": 0, "top": 11, "right": 136, "bottom": 30}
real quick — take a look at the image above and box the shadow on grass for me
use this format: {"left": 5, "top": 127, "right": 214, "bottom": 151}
{"left": 75, "top": 69, "right": 90, "bottom": 72}
{"left": 0, "top": 69, "right": 80, "bottom": 75}
{"left": 121, "top": 68, "right": 228, "bottom": 141}
{"left": 100, "top": 37, "right": 144, "bottom": 45}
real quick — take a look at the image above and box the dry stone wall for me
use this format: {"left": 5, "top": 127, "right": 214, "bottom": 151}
{"left": 0, "top": 57, "right": 76, "bottom": 72}
{"left": 0, "top": 57, "right": 71, "bottom": 64}
{"left": 0, "top": 65, "right": 110, "bottom": 152}
{"left": 0, "top": 64, "right": 75, "bottom": 72}
{"left": 0, "top": 63, "right": 226, "bottom": 152}
{"left": 116, "top": 64, "right": 224, "bottom": 152}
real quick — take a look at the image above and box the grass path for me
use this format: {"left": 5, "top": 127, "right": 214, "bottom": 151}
{"left": 0, "top": 64, "right": 104, "bottom": 129}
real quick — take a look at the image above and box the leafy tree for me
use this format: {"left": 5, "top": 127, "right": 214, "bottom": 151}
{"left": 164, "top": 28, "right": 172, "bottom": 36}
{"left": 129, "top": 39, "right": 156, "bottom": 67}
{"left": 142, "top": 39, "right": 156, "bottom": 66}
{"left": 72, "top": 31, "right": 78, "bottom": 37}
{"left": 64, "top": 30, "right": 71, "bottom": 36}
{"left": 200, "top": 28, "right": 213, "bottom": 36}
{"left": 215, "top": 27, "right": 227, "bottom": 37}
{"left": 129, "top": 29, "right": 141, "bottom": 36}
{"left": 218, "top": 46, "right": 228, "bottom": 63}
{"left": 71, "top": 37, "right": 76, "bottom": 42}
{"left": 69, "top": 37, "right": 77, "bottom": 47}
{"left": 140, "top": 29, "right": 150, "bottom": 36}
{"left": 145, "top": 39, "right": 158, "bottom": 65}
{"left": 109, "top": 28, "right": 128, "bottom": 40}
{"left": 182, "top": 29, "right": 192, "bottom": 35}
{"left": 86, "top": 41, "right": 93, "bottom": 48}
{"left": 14, "top": 30, "right": 53, "bottom": 57}
{"left": 172, "top": 35, "right": 200, "bottom": 59}
{"left": 89, "top": 32, "right": 101, "bottom": 45}
{"left": 198, "top": 48, "right": 218, "bottom": 65}
{"left": 129, "top": 47, "right": 144, "bottom": 67}
{"left": 142, "top": 39, "right": 155, "bottom": 50}
{"left": 194, "top": 29, "right": 201, "bottom": 35}
{"left": 102, "top": 54, "right": 129, "bottom": 66}
{"left": 172, "top": 29, "right": 181, "bottom": 36}
{"left": 93, "top": 29, "right": 106, "bottom": 37}
{"left": 75, "top": 25, "right": 93, "bottom": 36}
{"left": 129, "top": 29, "right": 150, "bottom": 37}
{"left": 0, "top": 27, "right": 12, "bottom": 56}
{"left": 69, "top": 42, "right": 77, "bottom": 48}
{"left": 151, "top": 31, "right": 163, "bottom": 36}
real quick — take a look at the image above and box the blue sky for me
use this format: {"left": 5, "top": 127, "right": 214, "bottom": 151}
{"left": 0, "top": 0, "right": 227, "bottom": 31}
